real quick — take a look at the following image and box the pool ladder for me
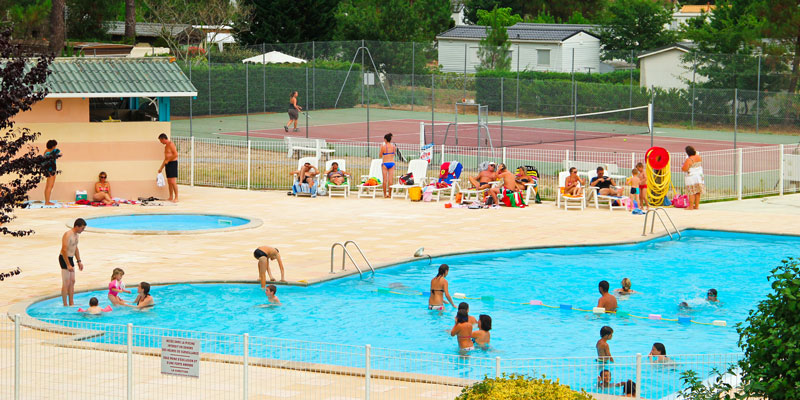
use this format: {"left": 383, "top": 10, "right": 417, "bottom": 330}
{"left": 331, "top": 241, "right": 375, "bottom": 278}
{"left": 642, "top": 207, "right": 681, "bottom": 240}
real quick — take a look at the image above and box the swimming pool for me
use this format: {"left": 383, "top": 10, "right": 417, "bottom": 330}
{"left": 82, "top": 213, "right": 255, "bottom": 233}
{"left": 27, "top": 230, "right": 795, "bottom": 397}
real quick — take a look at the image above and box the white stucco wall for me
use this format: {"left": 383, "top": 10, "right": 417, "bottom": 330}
{"left": 639, "top": 48, "right": 706, "bottom": 90}
{"left": 561, "top": 32, "right": 601, "bottom": 74}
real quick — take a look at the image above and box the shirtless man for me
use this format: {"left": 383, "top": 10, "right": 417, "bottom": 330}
{"left": 157, "top": 133, "right": 179, "bottom": 202}
{"left": 468, "top": 162, "right": 497, "bottom": 190}
{"left": 487, "top": 163, "right": 516, "bottom": 205}
{"left": 59, "top": 218, "right": 86, "bottom": 306}
{"left": 597, "top": 280, "right": 618, "bottom": 312}
{"left": 254, "top": 245, "right": 286, "bottom": 286}
{"left": 290, "top": 162, "right": 319, "bottom": 197}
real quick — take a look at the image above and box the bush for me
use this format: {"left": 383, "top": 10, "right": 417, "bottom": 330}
{"left": 456, "top": 374, "right": 593, "bottom": 400}
{"left": 736, "top": 258, "right": 800, "bottom": 400}
{"left": 476, "top": 69, "right": 638, "bottom": 85}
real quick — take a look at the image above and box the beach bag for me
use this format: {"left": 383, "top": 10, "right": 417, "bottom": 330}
{"left": 409, "top": 186, "right": 423, "bottom": 201}
{"left": 399, "top": 173, "right": 414, "bottom": 185}
{"left": 672, "top": 194, "right": 689, "bottom": 208}
{"left": 422, "top": 185, "right": 434, "bottom": 202}
{"left": 662, "top": 196, "right": 672, "bottom": 206}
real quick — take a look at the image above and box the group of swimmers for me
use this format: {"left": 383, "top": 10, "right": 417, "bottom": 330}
{"left": 427, "top": 264, "right": 492, "bottom": 352}
{"left": 79, "top": 267, "right": 153, "bottom": 314}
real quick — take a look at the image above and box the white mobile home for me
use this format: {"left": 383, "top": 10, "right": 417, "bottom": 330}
{"left": 436, "top": 23, "right": 601, "bottom": 74}
{"left": 638, "top": 43, "right": 707, "bottom": 90}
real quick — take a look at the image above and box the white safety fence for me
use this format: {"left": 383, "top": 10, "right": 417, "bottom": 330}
{"left": 174, "top": 137, "right": 800, "bottom": 203}
{"left": 1, "top": 314, "right": 743, "bottom": 399}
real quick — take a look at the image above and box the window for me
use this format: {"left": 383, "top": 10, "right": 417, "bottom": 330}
{"left": 537, "top": 49, "right": 551, "bottom": 66}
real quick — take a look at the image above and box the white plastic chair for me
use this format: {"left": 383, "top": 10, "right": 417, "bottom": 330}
{"left": 357, "top": 159, "right": 383, "bottom": 199}
{"left": 588, "top": 174, "right": 627, "bottom": 211}
{"left": 557, "top": 171, "right": 586, "bottom": 210}
{"left": 290, "top": 156, "right": 320, "bottom": 197}
{"left": 390, "top": 159, "right": 429, "bottom": 199}
{"left": 322, "top": 159, "right": 350, "bottom": 198}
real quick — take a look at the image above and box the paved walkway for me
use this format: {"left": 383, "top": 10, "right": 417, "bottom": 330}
{"left": 1, "top": 186, "right": 798, "bottom": 399}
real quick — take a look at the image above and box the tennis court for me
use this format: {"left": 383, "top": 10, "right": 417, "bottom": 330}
{"left": 171, "top": 106, "right": 799, "bottom": 154}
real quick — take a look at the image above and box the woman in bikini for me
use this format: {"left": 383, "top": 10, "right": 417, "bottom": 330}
{"left": 380, "top": 133, "right": 396, "bottom": 198}
{"left": 450, "top": 309, "right": 474, "bottom": 352}
{"left": 126, "top": 282, "right": 154, "bottom": 309}
{"left": 471, "top": 314, "right": 492, "bottom": 348}
{"left": 325, "top": 162, "right": 350, "bottom": 186}
{"left": 429, "top": 264, "right": 456, "bottom": 310}
{"left": 93, "top": 172, "right": 115, "bottom": 205}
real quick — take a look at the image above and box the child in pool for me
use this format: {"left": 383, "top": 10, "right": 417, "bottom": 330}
{"left": 265, "top": 284, "right": 281, "bottom": 305}
{"left": 614, "top": 278, "right": 637, "bottom": 296}
{"left": 454, "top": 302, "right": 478, "bottom": 326}
{"left": 471, "top": 314, "right": 491, "bottom": 347}
{"left": 108, "top": 268, "right": 132, "bottom": 305}
{"left": 84, "top": 297, "right": 103, "bottom": 315}
{"left": 636, "top": 162, "right": 649, "bottom": 209}
{"left": 596, "top": 326, "right": 614, "bottom": 362}
{"left": 597, "top": 369, "right": 623, "bottom": 388}
{"left": 626, "top": 168, "right": 640, "bottom": 210}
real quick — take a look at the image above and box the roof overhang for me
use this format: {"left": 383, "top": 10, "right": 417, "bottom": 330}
{"left": 46, "top": 92, "right": 198, "bottom": 98}
{"left": 436, "top": 37, "right": 570, "bottom": 44}
{"left": 638, "top": 46, "right": 690, "bottom": 59}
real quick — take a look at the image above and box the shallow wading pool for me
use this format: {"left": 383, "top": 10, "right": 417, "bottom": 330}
{"left": 28, "top": 230, "right": 795, "bottom": 397}
{"left": 81, "top": 213, "right": 254, "bottom": 233}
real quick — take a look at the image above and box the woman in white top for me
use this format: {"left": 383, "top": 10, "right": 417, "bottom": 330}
{"left": 681, "top": 146, "right": 704, "bottom": 210}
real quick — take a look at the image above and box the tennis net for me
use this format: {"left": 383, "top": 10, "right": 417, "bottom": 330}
{"left": 422, "top": 105, "right": 652, "bottom": 148}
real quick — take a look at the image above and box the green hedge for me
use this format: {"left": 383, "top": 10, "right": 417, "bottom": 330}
{"left": 172, "top": 62, "right": 361, "bottom": 116}
{"left": 476, "top": 69, "right": 639, "bottom": 85}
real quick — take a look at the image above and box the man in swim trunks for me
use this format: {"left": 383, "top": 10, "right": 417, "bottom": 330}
{"left": 468, "top": 162, "right": 497, "bottom": 190}
{"left": 487, "top": 163, "right": 517, "bottom": 206}
{"left": 59, "top": 218, "right": 86, "bottom": 306}
{"left": 158, "top": 133, "right": 179, "bottom": 202}
{"left": 597, "top": 280, "right": 618, "bottom": 312}
{"left": 254, "top": 245, "right": 286, "bottom": 287}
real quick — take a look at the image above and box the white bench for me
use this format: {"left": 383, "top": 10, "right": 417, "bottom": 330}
{"left": 285, "top": 137, "right": 335, "bottom": 159}
{"left": 562, "top": 160, "right": 624, "bottom": 180}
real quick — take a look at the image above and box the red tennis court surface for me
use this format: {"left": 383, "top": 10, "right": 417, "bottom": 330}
{"left": 218, "top": 118, "right": 769, "bottom": 153}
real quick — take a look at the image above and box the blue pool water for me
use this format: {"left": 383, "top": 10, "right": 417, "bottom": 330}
{"left": 28, "top": 230, "right": 798, "bottom": 397}
{"left": 85, "top": 214, "right": 249, "bottom": 231}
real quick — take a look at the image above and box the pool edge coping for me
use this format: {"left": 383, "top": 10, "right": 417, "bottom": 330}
{"left": 16, "top": 225, "right": 799, "bottom": 323}
{"left": 65, "top": 212, "right": 263, "bottom": 235}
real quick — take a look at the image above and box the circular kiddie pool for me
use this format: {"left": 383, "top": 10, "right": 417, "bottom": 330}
{"left": 78, "top": 213, "right": 261, "bottom": 234}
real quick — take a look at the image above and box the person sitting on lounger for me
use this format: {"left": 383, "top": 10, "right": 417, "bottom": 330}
{"left": 515, "top": 166, "right": 533, "bottom": 191}
{"left": 290, "top": 162, "right": 319, "bottom": 197}
{"left": 590, "top": 167, "right": 624, "bottom": 197}
{"left": 325, "top": 162, "right": 350, "bottom": 186}
{"left": 487, "top": 163, "right": 517, "bottom": 206}
{"left": 565, "top": 167, "right": 585, "bottom": 196}
{"left": 468, "top": 162, "right": 497, "bottom": 190}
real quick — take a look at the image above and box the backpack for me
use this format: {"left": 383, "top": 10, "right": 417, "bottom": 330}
{"left": 399, "top": 173, "right": 414, "bottom": 185}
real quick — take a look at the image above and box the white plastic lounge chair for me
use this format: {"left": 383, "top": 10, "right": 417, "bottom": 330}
{"left": 322, "top": 159, "right": 350, "bottom": 198}
{"left": 290, "top": 156, "right": 320, "bottom": 197}
{"left": 390, "top": 159, "right": 429, "bottom": 199}
{"left": 459, "top": 179, "right": 501, "bottom": 204}
{"left": 428, "top": 161, "right": 464, "bottom": 202}
{"left": 588, "top": 173, "right": 627, "bottom": 211}
{"left": 557, "top": 171, "right": 586, "bottom": 210}
{"left": 357, "top": 159, "right": 383, "bottom": 199}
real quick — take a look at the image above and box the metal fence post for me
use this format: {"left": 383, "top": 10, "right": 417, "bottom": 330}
{"left": 500, "top": 77, "right": 504, "bottom": 147}
{"left": 411, "top": 42, "right": 415, "bottom": 111}
{"left": 737, "top": 148, "right": 743, "bottom": 200}
{"left": 516, "top": 45, "right": 520, "bottom": 117}
{"left": 628, "top": 50, "right": 633, "bottom": 123}
{"left": 502, "top": 147, "right": 507, "bottom": 165}
{"left": 14, "top": 314, "right": 19, "bottom": 400}
{"left": 306, "top": 65, "right": 310, "bottom": 138}
{"left": 734, "top": 88, "right": 738, "bottom": 149}
{"left": 361, "top": 39, "right": 365, "bottom": 106}
{"left": 189, "top": 62, "right": 193, "bottom": 138}
{"left": 312, "top": 41, "right": 316, "bottom": 111}
{"left": 431, "top": 74, "right": 435, "bottom": 142}
{"left": 495, "top": 356, "right": 501, "bottom": 378}
{"left": 190, "top": 136, "right": 195, "bottom": 187}
{"left": 127, "top": 323, "right": 133, "bottom": 400}
{"left": 463, "top": 43, "right": 467, "bottom": 101}
{"left": 756, "top": 55, "right": 761, "bottom": 134}
{"left": 631, "top": 152, "right": 636, "bottom": 169}
{"left": 365, "top": 344, "right": 371, "bottom": 400}
{"left": 779, "top": 144, "right": 785, "bottom": 196}
{"left": 243, "top": 333, "right": 249, "bottom": 400}
{"left": 208, "top": 48, "right": 211, "bottom": 115}
{"left": 263, "top": 44, "right": 266, "bottom": 113}
{"left": 635, "top": 353, "right": 642, "bottom": 399}
{"left": 247, "top": 140, "right": 252, "bottom": 190}
{"left": 691, "top": 53, "right": 697, "bottom": 129}
{"left": 245, "top": 62, "right": 250, "bottom": 141}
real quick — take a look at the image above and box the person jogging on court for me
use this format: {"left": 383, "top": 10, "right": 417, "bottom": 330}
{"left": 285, "top": 91, "right": 302, "bottom": 133}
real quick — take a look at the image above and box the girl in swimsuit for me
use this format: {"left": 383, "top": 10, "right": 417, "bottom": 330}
{"left": 429, "top": 264, "right": 456, "bottom": 310}
{"left": 93, "top": 172, "right": 115, "bottom": 205}
{"left": 455, "top": 302, "right": 478, "bottom": 325}
{"left": 614, "top": 278, "right": 637, "bottom": 296}
{"left": 126, "top": 282, "right": 154, "bottom": 309}
{"left": 380, "top": 133, "right": 396, "bottom": 198}
{"left": 471, "top": 314, "right": 491, "bottom": 347}
{"left": 108, "top": 267, "right": 131, "bottom": 305}
{"left": 450, "top": 309, "right": 474, "bottom": 351}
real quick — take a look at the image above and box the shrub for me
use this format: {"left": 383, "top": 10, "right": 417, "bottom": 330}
{"left": 736, "top": 258, "right": 800, "bottom": 400}
{"left": 456, "top": 374, "right": 594, "bottom": 400}
{"left": 475, "top": 69, "right": 638, "bottom": 85}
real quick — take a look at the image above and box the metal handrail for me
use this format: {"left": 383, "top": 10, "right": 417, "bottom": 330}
{"left": 642, "top": 207, "right": 681, "bottom": 240}
{"left": 330, "top": 241, "right": 374, "bottom": 278}
{"left": 344, "top": 240, "right": 375, "bottom": 275}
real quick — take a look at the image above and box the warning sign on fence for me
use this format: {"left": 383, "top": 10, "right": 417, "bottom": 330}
{"left": 161, "top": 337, "right": 200, "bottom": 378}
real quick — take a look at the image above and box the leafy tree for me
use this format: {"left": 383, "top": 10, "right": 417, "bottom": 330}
{"left": 234, "top": 0, "right": 339, "bottom": 45}
{"left": 526, "top": 9, "right": 592, "bottom": 24}
{"left": 0, "top": 0, "right": 52, "bottom": 40}
{"left": 476, "top": 6, "right": 521, "bottom": 71}
{"left": 597, "top": 0, "right": 677, "bottom": 61}
{"left": 464, "top": 0, "right": 603, "bottom": 25}
{"left": 0, "top": 28, "right": 55, "bottom": 236}
{"left": 737, "top": 258, "right": 800, "bottom": 400}
{"left": 65, "top": 0, "right": 120, "bottom": 41}
{"left": 753, "top": 0, "right": 800, "bottom": 92}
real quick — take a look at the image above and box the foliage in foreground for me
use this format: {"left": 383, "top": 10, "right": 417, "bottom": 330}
{"left": 679, "top": 368, "right": 738, "bottom": 400}
{"left": 456, "top": 373, "right": 594, "bottom": 400}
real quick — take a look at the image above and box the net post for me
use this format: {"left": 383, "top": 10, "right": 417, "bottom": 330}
{"left": 419, "top": 122, "right": 425, "bottom": 147}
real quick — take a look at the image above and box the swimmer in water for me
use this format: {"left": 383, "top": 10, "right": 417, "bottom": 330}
{"left": 648, "top": 342, "right": 671, "bottom": 363}
{"left": 707, "top": 288, "right": 718, "bottom": 302}
{"left": 597, "top": 280, "right": 618, "bottom": 312}
{"left": 614, "top": 278, "right": 637, "bottom": 296}
{"left": 429, "top": 264, "right": 456, "bottom": 311}
{"left": 450, "top": 309, "right": 474, "bottom": 351}
{"left": 126, "top": 282, "right": 154, "bottom": 309}
{"left": 84, "top": 297, "right": 103, "bottom": 315}
{"left": 597, "top": 369, "right": 623, "bottom": 389}
{"left": 596, "top": 326, "right": 614, "bottom": 362}
{"left": 265, "top": 284, "right": 281, "bottom": 305}
{"left": 679, "top": 301, "right": 691, "bottom": 310}
{"left": 455, "top": 302, "right": 478, "bottom": 325}
{"left": 471, "top": 314, "right": 491, "bottom": 347}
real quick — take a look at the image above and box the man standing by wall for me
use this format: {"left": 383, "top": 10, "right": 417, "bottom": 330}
{"left": 158, "top": 133, "right": 179, "bottom": 202}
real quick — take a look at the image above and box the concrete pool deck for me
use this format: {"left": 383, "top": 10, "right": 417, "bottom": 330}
{"left": 1, "top": 186, "right": 798, "bottom": 399}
